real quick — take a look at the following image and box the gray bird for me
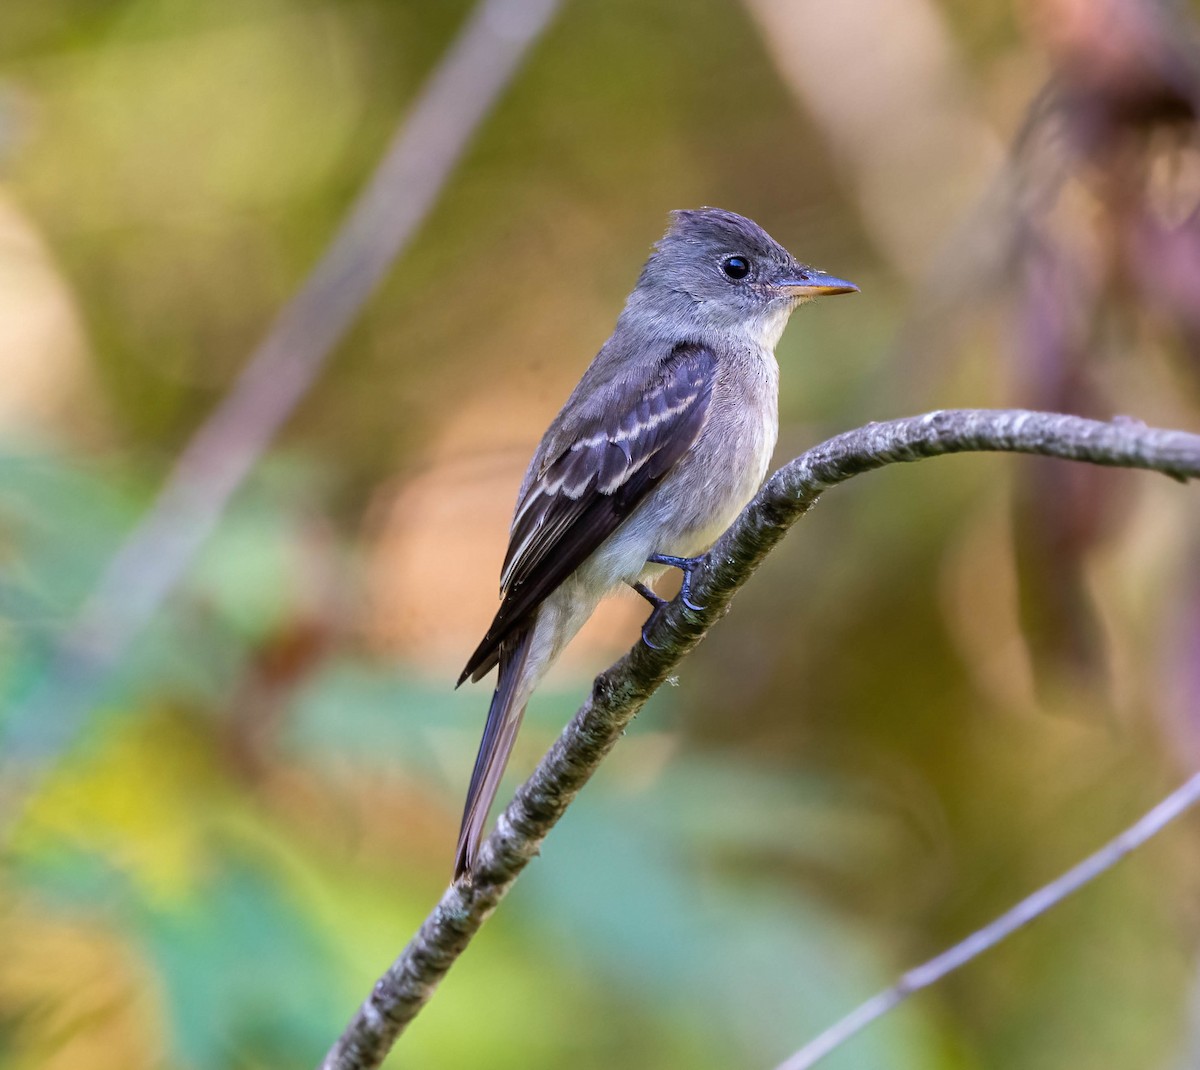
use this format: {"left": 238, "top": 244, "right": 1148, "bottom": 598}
{"left": 455, "top": 207, "right": 857, "bottom": 878}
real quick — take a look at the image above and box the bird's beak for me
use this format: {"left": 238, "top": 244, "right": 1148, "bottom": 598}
{"left": 774, "top": 270, "right": 859, "bottom": 298}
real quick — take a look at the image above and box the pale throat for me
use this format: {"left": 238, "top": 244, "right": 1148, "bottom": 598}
{"left": 748, "top": 301, "right": 799, "bottom": 351}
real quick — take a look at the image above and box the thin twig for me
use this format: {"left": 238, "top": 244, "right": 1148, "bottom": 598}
{"left": 774, "top": 769, "right": 1200, "bottom": 1070}
{"left": 0, "top": 0, "right": 562, "bottom": 791}
{"left": 319, "top": 407, "right": 1200, "bottom": 1070}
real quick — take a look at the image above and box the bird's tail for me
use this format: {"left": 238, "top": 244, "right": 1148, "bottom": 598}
{"left": 454, "top": 625, "right": 534, "bottom": 879}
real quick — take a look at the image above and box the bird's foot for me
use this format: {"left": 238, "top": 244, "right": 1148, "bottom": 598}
{"left": 646, "top": 553, "right": 706, "bottom": 613}
{"left": 631, "top": 581, "right": 668, "bottom": 649}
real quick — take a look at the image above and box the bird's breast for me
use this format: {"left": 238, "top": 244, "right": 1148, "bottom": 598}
{"left": 667, "top": 366, "right": 778, "bottom": 556}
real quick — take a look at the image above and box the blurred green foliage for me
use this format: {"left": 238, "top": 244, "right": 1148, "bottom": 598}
{"left": 3, "top": 1, "right": 1200, "bottom": 1068}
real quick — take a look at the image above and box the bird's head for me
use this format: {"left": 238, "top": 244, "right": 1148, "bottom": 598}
{"left": 635, "top": 207, "right": 857, "bottom": 343}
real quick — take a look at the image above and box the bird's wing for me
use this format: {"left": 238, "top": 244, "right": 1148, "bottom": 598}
{"left": 458, "top": 342, "right": 717, "bottom": 684}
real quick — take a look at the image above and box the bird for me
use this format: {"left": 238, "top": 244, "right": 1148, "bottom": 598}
{"left": 454, "top": 207, "right": 857, "bottom": 879}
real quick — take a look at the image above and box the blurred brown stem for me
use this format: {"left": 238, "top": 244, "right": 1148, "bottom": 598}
{"left": 320, "top": 407, "right": 1200, "bottom": 1070}
{"left": 0, "top": 0, "right": 562, "bottom": 793}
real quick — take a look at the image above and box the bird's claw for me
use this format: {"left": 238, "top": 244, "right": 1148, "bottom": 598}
{"left": 647, "top": 553, "right": 707, "bottom": 613}
{"left": 631, "top": 581, "right": 667, "bottom": 649}
{"left": 640, "top": 613, "right": 663, "bottom": 650}
{"left": 631, "top": 560, "right": 706, "bottom": 650}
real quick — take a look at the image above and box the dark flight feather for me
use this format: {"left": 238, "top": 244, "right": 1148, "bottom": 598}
{"left": 454, "top": 623, "right": 533, "bottom": 877}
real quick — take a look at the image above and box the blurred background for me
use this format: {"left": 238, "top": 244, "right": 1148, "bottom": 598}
{"left": 3, "top": 0, "right": 1200, "bottom": 1067}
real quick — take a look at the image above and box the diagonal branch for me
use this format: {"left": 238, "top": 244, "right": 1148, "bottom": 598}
{"left": 773, "top": 768, "right": 1200, "bottom": 1070}
{"left": 320, "top": 407, "right": 1200, "bottom": 1070}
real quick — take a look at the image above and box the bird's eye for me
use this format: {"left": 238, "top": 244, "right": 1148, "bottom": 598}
{"left": 721, "top": 255, "right": 751, "bottom": 280}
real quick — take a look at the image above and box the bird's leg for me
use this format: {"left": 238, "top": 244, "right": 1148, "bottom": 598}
{"left": 631, "top": 581, "right": 668, "bottom": 610}
{"left": 646, "top": 553, "right": 706, "bottom": 613}
{"left": 632, "top": 557, "right": 707, "bottom": 649}
{"left": 630, "top": 581, "right": 669, "bottom": 648}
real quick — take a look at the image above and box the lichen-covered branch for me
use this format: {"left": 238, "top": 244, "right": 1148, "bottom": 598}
{"left": 320, "top": 408, "right": 1200, "bottom": 1070}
